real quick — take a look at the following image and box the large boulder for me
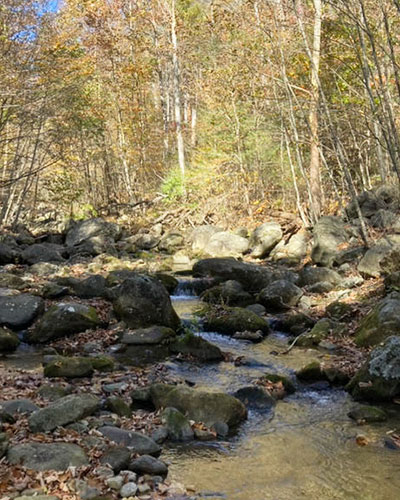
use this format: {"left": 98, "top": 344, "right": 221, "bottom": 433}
{"left": 0, "top": 294, "right": 44, "bottom": 330}
{"left": 203, "top": 306, "right": 270, "bottom": 336}
{"left": 311, "top": 216, "right": 349, "bottom": 267}
{"left": 66, "top": 218, "right": 121, "bottom": 247}
{"left": 22, "top": 243, "right": 65, "bottom": 264}
{"left": 112, "top": 276, "right": 180, "bottom": 330}
{"left": 249, "top": 222, "right": 282, "bottom": 258}
{"left": 65, "top": 218, "right": 121, "bottom": 255}
{"left": 347, "top": 336, "right": 400, "bottom": 401}
{"left": 27, "top": 302, "right": 102, "bottom": 343}
{"left": 358, "top": 235, "right": 400, "bottom": 278}
{"left": 28, "top": 394, "right": 99, "bottom": 432}
{"left": 270, "top": 229, "right": 310, "bottom": 265}
{"left": 257, "top": 280, "right": 302, "bottom": 311}
{"left": 190, "top": 225, "right": 224, "bottom": 253}
{"left": 149, "top": 384, "right": 247, "bottom": 429}
{"left": 7, "top": 443, "right": 88, "bottom": 470}
{"left": 0, "top": 327, "right": 20, "bottom": 353}
{"left": 203, "top": 232, "right": 249, "bottom": 257}
{"left": 354, "top": 293, "right": 400, "bottom": 347}
{"left": 193, "top": 258, "right": 272, "bottom": 292}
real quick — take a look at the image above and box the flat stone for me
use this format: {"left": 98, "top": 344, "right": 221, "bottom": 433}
{"left": 129, "top": 455, "right": 168, "bottom": 476}
{"left": 98, "top": 426, "right": 161, "bottom": 456}
{"left": 7, "top": 442, "right": 88, "bottom": 470}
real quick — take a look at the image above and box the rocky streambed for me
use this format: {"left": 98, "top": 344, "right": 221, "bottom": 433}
{"left": 1, "top": 204, "right": 400, "bottom": 499}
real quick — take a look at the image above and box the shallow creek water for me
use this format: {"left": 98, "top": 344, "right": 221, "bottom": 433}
{"left": 166, "top": 284, "right": 400, "bottom": 500}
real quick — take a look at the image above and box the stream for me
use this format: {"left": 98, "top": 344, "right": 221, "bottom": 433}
{"left": 1, "top": 279, "right": 400, "bottom": 500}
{"left": 165, "top": 281, "right": 400, "bottom": 500}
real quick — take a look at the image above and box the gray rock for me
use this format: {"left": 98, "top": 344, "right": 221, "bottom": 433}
{"left": 234, "top": 386, "right": 275, "bottom": 410}
{"left": 0, "top": 273, "right": 25, "bottom": 289}
{"left": 348, "top": 405, "right": 387, "bottom": 423}
{"left": 7, "top": 442, "right": 88, "bottom": 470}
{"left": 98, "top": 426, "right": 161, "bottom": 456}
{"left": 169, "top": 333, "right": 223, "bottom": 362}
{"left": 162, "top": 407, "right": 194, "bottom": 441}
{"left": 30, "top": 262, "right": 61, "bottom": 276}
{"left": 311, "top": 216, "right": 349, "bottom": 267}
{"left": 191, "top": 225, "right": 224, "bottom": 253}
{"left": 257, "top": 280, "right": 302, "bottom": 311}
{"left": 120, "top": 482, "right": 138, "bottom": 498}
{"left": 204, "top": 232, "right": 249, "bottom": 257}
{"left": 66, "top": 218, "right": 121, "bottom": 247}
{"left": 129, "top": 454, "right": 168, "bottom": 476}
{"left": 0, "top": 294, "right": 44, "bottom": 330}
{"left": 133, "top": 233, "right": 160, "bottom": 250}
{"left": 0, "top": 432, "right": 9, "bottom": 458}
{"left": 0, "top": 327, "right": 20, "bottom": 353}
{"left": 70, "top": 275, "right": 108, "bottom": 298}
{"left": 100, "top": 446, "right": 131, "bottom": 473}
{"left": 28, "top": 394, "right": 100, "bottom": 432}
{"left": 298, "top": 266, "right": 342, "bottom": 287}
{"left": 158, "top": 231, "right": 184, "bottom": 253}
{"left": 149, "top": 384, "right": 247, "bottom": 430}
{"left": 200, "top": 280, "right": 253, "bottom": 307}
{"left": 120, "top": 326, "right": 176, "bottom": 345}
{"left": 113, "top": 275, "right": 180, "bottom": 330}
{"left": 14, "top": 496, "right": 59, "bottom": 500}
{"left": 346, "top": 184, "right": 400, "bottom": 219}
{"left": 347, "top": 336, "right": 400, "bottom": 401}
{"left": 358, "top": 235, "right": 400, "bottom": 278}
{"left": 0, "top": 399, "right": 39, "bottom": 417}
{"left": 203, "top": 306, "right": 270, "bottom": 336}
{"left": 249, "top": 222, "right": 282, "bottom": 258}
{"left": 22, "top": 243, "right": 65, "bottom": 264}
{"left": 0, "top": 242, "right": 21, "bottom": 264}
{"left": 27, "top": 302, "right": 102, "bottom": 343}
{"left": 43, "top": 356, "right": 94, "bottom": 378}
{"left": 193, "top": 258, "right": 272, "bottom": 292}
{"left": 354, "top": 293, "right": 400, "bottom": 347}
{"left": 105, "top": 396, "right": 132, "bottom": 417}
{"left": 270, "top": 229, "right": 310, "bottom": 264}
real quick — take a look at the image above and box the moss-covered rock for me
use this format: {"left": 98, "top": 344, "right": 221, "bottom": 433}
{"left": 44, "top": 356, "right": 94, "bottom": 378}
{"left": 161, "top": 407, "right": 194, "bottom": 441}
{"left": 348, "top": 405, "right": 388, "bottom": 423}
{"left": 27, "top": 302, "right": 103, "bottom": 343}
{"left": 153, "top": 273, "right": 179, "bottom": 294}
{"left": 169, "top": 333, "right": 223, "bottom": 362}
{"left": 326, "top": 301, "right": 353, "bottom": 320}
{"left": 201, "top": 280, "right": 253, "bottom": 307}
{"left": 90, "top": 356, "right": 115, "bottom": 372}
{"left": 296, "top": 361, "right": 327, "bottom": 382}
{"left": 346, "top": 336, "right": 400, "bottom": 401}
{"left": 297, "top": 319, "right": 334, "bottom": 347}
{"left": 112, "top": 275, "right": 180, "bottom": 330}
{"left": 354, "top": 293, "right": 400, "bottom": 347}
{"left": 203, "top": 306, "right": 270, "bottom": 336}
{"left": 149, "top": 383, "right": 247, "bottom": 430}
{"left": 105, "top": 397, "right": 132, "bottom": 418}
{"left": 0, "top": 327, "right": 20, "bottom": 353}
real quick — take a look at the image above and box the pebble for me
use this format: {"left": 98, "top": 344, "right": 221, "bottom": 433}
{"left": 120, "top": 482, "right": 138, "bottom": 497}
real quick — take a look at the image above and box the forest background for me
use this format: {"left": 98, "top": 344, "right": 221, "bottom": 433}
{"left": 1, "top": 0, "right": 399, "bottom": 231}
